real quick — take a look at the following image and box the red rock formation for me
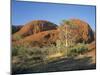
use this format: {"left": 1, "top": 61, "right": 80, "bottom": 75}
{"left": 61, "top": 19, "right": 95, "bottom": 43}
{"left": 13, "top": 30, "right": 59, "bottom": 47}
{"left": 12, "top": 19, "right": 95, "bottom": 47}
{"left": 13, "top": 20, "right": 57, "bottom": 37}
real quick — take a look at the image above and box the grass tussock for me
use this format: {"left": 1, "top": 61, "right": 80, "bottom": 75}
{"left": 12, "top": 42, "right": 88, "bottom": 74}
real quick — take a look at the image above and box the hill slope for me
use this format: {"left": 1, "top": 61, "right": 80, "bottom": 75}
{"left": 13, "top": 20, "right": 57, "bottom": 40}
{"left": 12, "top": 19, "right": 95, "bottom": 46}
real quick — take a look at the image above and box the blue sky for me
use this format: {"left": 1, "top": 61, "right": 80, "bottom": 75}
{"left": 12, "top": 0, "right": 96, "bottom": 30}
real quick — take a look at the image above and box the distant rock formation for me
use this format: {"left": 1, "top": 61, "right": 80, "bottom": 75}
{"left": 13, "top": 20, "right": 57, "bottom": 37}
{"left": 12, "top": 19, "right": 95, "bottom": 47}
{"left": 13, "top": 30, "right": 59, "bottom": 47}
{"left": 12, "top": 25, "right": 23, "bottom": 34}
{"left": 59, "top": 19, "right": 94, "bottom": 46}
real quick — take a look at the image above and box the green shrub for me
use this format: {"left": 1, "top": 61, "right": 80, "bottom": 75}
{"left": 13, "top": 34, "right": 22, "bottom": 40}
{"left": 67, "top": 43, "right": 88, "bottom": 57}
{"left": 61, "top": 19, "right": 79, "bottom": 29}
{"left": 12, "top": 42, "right": 88, "bottom": 73}
{"left": 12, "top": 45, "right": 47, "bottom": 73}
{"left": 12, "top": 45, "right": 21, "bottom": 56}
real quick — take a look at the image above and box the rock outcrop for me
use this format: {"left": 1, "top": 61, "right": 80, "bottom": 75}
{"left": 12, "top": 19, "right": 95, "bottom": 47}
{"left": 13, "top": 20, "right": 57, "bottom": 37}
{"left": 60, "top": 19, "right": 94, "bottom": 44}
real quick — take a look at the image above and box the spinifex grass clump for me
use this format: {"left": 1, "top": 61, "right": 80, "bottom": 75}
{"left": 13, "top": 34, "right": 23, "bottom": 40}
{"left": 12, "top": 41, "right": 88, "bottom": 74}
{"left": 12, "top": 45, "right": 47, "bottom": 73}
{"left": 66, "top": 43, "right": 88, "bottom": 57}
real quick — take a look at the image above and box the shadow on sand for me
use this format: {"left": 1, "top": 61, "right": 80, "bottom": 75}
{"left": 13, "top": 56, "right": 96, "bottom": 74}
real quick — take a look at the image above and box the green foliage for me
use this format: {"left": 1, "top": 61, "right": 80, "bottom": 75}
{"left": 62, "top": 20, "right": 71, "bottom": 25}
{"left": 56, "top": 40, "right": 67, "bottom": 53}
{"left": 13, "top": 45, "right": 43, "bottom": 61}
{"left": 12, "top": 41, "right": 88, "bottom": 74}
{"left": 13, "top": 34, "right": 22, "bottom": 40}
{"left": 12, "top": 45, "right": 20, "bottom": 56}
{"left": 12, "top": 45, "right": 46, "bottom": 73}
{"left": 12, "top": 45, "right": 30, "bottom": 56}
{"left": 67, "top": 43, "right": 88, "bottom": 57}
{"left": 62, "top": 19, "right": 78, "bottom": 29}
{"left": 53, "top": 40, "right": 88, "bottom": 58}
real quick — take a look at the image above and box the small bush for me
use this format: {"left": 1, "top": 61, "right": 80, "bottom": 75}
{"left": 61, "top": 20, "right": 79, "bottom": 29}
{"left": 12, "top": 45, "right": 47, "bottom": 73}
{"left": 12, "top": 42, "right": 88, "bottom": 74}
{"left": 13, "top": 34, "right": 22, "bottom": 40}
{"left": 12, "top": 45, "right": 21, "bottom": 56}
{"left": 67, "top": 43, "right": 88, "bottom": 57}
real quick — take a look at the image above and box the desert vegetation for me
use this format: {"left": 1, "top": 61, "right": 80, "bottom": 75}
{"left": 12, "top": 19, "right": 96, "bottom": 74}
